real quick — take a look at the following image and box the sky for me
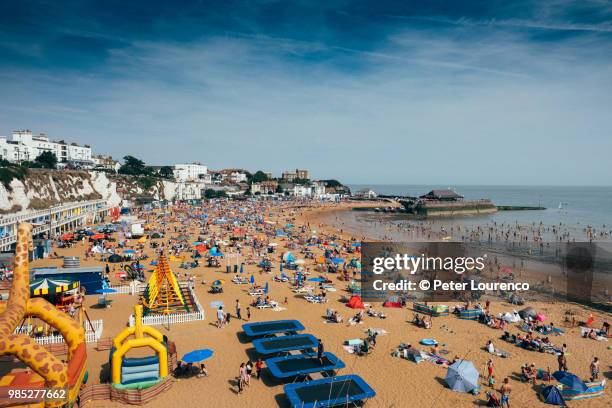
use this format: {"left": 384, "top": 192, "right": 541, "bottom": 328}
{"left": 1, "top": 0, "right": 611, "bottom": 185}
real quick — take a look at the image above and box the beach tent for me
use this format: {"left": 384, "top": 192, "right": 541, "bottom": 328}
{"left": 30, "top": 278, "right": 79, "bottom": 296}
{"left": 500, "top": 311, "right": 521, "bottom": 323}
{"left": 383, "top": 296, "right": 402, "bottom": 308}
{"left": 347, "top": 296, "right": 365, "bottom": 309}
{"left": 445, "top": 360, "right": 480, "bottom": 393}
{"left": 536, "top": 313, "right": 547, "bottom": 322}
{"left": 108, "top": 254, "right": 123, "bottom": 263}
{"left": 405, "top": 348, "right": 423, "bottom": 363}
{"left": 283, "top": 252, "right": 296, "bottom": 262}
{"left": 519, "top": 307, "right": 537, "bottom": 319}
{"left": 540, "top": 385, "right": 565, "bottom": 405}
{"left": 552, "top": 371, "right": 588, "bottom": 393}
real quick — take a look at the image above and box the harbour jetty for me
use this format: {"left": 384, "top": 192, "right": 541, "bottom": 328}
{"left": 399, "top": 189, "right": 497, "bottom": 217}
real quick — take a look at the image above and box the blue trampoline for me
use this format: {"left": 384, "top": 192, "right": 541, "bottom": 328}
{"left": 253, "top": 334, "right": 318, "bottom": 355}
{"left": 266, "top": 352, "right": 345, "bottom": 379}
{"left": 284, "top": 375, "right": 375, "bottom": 408}
{"left": 242, "top": 320, "right": 305, "bottom": 337}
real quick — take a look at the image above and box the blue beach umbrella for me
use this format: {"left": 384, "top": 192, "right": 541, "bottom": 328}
{"left": 351, "top": 243, "right": 361, "bottom": 247}
{"left": 264, "top": 282, "right": 269, "bottom": 294}
{"left": 552, "top": 371, "right": 588, "bottom": 393}
{"left": 331, "top": 258, "right": 345, "bottom": 264}
{"left": 123, "top": 249, "right": 135, "bottom": 254}
{"left": 96, "top": 288, "right": 118, "bottom": 294}
{"left": 445, "top": 360, "right": 480, "bottom": 393}
{"left": 182, "top": 349, "right": 214, "bottom": 363}
{"left": 308, "top": 277, "right": 325, "bottom": 282}
{"left": 250, "top": 274, "right": 255, "bottom": 284}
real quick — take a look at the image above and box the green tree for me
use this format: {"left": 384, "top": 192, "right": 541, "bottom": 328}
{"left": 158, "top": 166, "right": 174, "bottom": 179}
{"left": 251, "top": 170, "right": 269, "bottom": 183}
{"left": 204, "top": 189, "right": 227, "bottom": 199}
{"left": 34, "top": 151, "right": 58, "bottom": 169}
{"left": 119, "top": 155, "right": 149, "bottom": 175}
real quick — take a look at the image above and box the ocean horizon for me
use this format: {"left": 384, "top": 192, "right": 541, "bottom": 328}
{"left": 348, "top": 184, "right": 612, "bottom": 228}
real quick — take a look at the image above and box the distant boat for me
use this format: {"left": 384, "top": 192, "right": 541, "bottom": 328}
{"left": 558, "top": 202, "right": 569, "bottom": 210}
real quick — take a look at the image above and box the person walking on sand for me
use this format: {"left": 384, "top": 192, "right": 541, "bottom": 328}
{"left": 499, "top": 377, "right": 511, "bottom": 408}
{"left": 557, "top": 352, "right": 568, "bottom": 372}
{"left": 238, "top": 363, "right": 246, "bottom": 394}
{"left": 246, "top": 306, "right": 251, "bottom": 320}
{"left": 590, "top": 357, "right": 600, "bottom": 381}
{"left": 486, "top": 359, "right": 494, "bottom": 385}
{"left": 236, "top": 299, "right": 242, "bottom": 320}
{"left": 216, "top": 306, "right": 224, "bottom": 328}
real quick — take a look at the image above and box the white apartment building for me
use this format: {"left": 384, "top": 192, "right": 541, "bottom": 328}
{"left": 173, "top": 163, "right": 208, "bottom": 182}
{"left": 292, "top": 185, "right": 313, "bottom": 197}
{"left": 0, "top": 130, "right": 93, "bottom": 167}
{"left": 230, "top": 171, "right": 247, "bottom": 183}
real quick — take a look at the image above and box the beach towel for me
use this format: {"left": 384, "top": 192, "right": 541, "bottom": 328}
{"left": 423, "top": 352, "right": 449, "bottom": 366}
{"left": 580, "top": 326, "right": 609, "bottom": 341}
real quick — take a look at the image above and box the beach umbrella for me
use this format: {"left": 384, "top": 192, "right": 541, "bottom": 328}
{"left": 250, "top": 274, "right": 255, "bottom": 284}
{"left": 283, "top": 252, "right": 295, "bottom": 262}
{"left": 91, "top": 233, "right": 106, "bottom": 240}
{"left": 268, "top": 243, "right": 278, "bottom": 247}
{"left": 60, "top": 233, "right": 75, "bottom": 241}
{"left": 30, "top": 278, "right": 79, "bottom": 296}
{"left": 96, "top": 288, "right": 118, "bottom": 294}
{"left": 331, "top": 257, "right": 345, "bottom": 264}
{"left": 518, "top": 307, "right": 537, "bottom": 319}
{"left": 552, "top": 371, "right": 588, "bottom": 393}
{"left": 264, "top": 282, "right": 269, "bottom": 294}
{"left": 351, "top": 243, "right": 361, "bottom": 247}
{"left": 193, "top": 241, "right": 202, "bottom": 246}
{"left": 123, "top": 249, "right": 135, "bottom": 254}
{"left": 212, "top": 279, "right": 224, "bottom": 287}
{"left": 308, "top": 277, "right": 325, "bottom": 282}
{"left": 540, "top": 385, "right": 565, "bottom": 405}
{"left": 445, "top": 360, "right": 480, "bottom": 393}
{"left": 536, "top": 313, "right": 546, "bottom": 322}
{"left": 181, "top": 349, "right": 214, "bottom": 364}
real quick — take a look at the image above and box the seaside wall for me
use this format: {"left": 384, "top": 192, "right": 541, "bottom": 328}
{"left": 0, "top": 170, "right": 179, "bottom": 214}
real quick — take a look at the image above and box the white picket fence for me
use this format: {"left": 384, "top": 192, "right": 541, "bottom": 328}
{"left": 128, "top": 284, "right": 205, "bottom": 327}
{"left": 14, "top": 319, "right": 104, "bottom": 344}
{"left": 108, "top": 282, "right": 145, "bottom": 295}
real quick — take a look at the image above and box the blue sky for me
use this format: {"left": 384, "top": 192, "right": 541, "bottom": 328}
{"left": 1, "top": 0, "right": 611, "bottom": 185}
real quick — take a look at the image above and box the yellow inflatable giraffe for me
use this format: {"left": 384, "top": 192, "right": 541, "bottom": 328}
{"left": 0, "top": 223, "right": 87, "bottom": 408}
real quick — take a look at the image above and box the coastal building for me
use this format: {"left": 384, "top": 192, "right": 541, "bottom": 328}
{"left": 264, "top": 172, "right": 273, "bottom": 179}
{"left": 312, "top": 181, "right": 326, "bottom": 198}
{"left": 420, "top": 189, "right": 463, "bottom": 201}
{"left": 173, "top": 163, "right": 208, "bottom": 182}
{"left": 354, "top": 188, "right": 377, "bottom": 199}
{"left": 281, "top": 169, "right": 309, "bottom": 181}
{"left": 251, "top": 180, "right": 278, "bottom": 195}
{"left": 0, "top": 199, "right": 108, "bottom": 251}
{"left": 281, "top": 171, "right": 297, "bottom": 182}
{"left": 229, "top": 171, "right": 248, "bottom": 183}
{"left": 92, "top": 154, "right": 120, "bottom": 172}
{"left": 292, "top": 185, "right": 312, "bottom": 197}
{"left": 0, "top": 130, "right": 93, "bottom": 167}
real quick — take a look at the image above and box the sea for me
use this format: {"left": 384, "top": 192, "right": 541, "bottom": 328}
{"left": 348, "top": 185, "right": 612, "bottom": 228}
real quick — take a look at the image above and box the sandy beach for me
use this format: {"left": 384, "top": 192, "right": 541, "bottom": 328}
{"left": 8, "top": 199, "right": 605, "bottom": 408}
